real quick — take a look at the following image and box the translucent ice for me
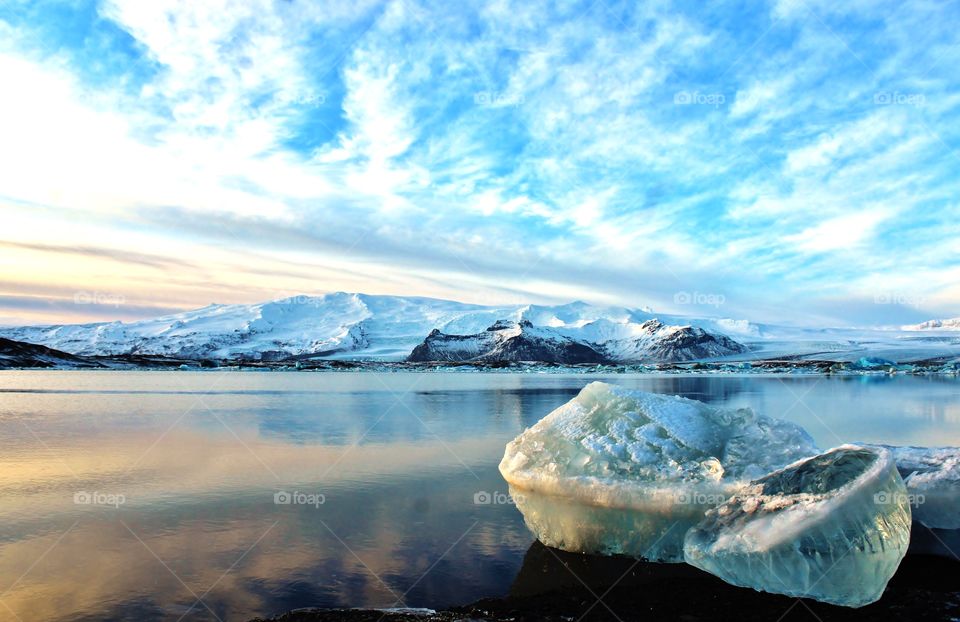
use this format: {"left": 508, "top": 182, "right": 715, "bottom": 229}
{"left": 499, "top": 382, "right": 818, "bottom": 561}
{"left": 683, "top": 445, "right": 911, "bottom": 607}
{"left": 865, "top": 444, "right": 960, "bottom": 529}
{"left": 850, "top": 356, "right": 898, "bottom": 370}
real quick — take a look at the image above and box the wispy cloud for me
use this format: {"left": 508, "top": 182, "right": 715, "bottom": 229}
{"left": 0, "top": 0, "right": 958, "bottom": 326}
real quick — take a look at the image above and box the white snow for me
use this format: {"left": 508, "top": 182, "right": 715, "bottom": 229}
{"left": 902, "top": 317, "right": 960, "bottom": 331}
{"left": 683, "top": 445, "right": 911, "bottom": 608}
{"left": 1, "top": 291, "right": 959, "bottom": 362}
{"left": 0, "top": 293, "right": 523, "bottom": 360}
{"left": 713, "top": 318, "right": 762, "bottom": 338}
{"left": 498, "top": 382, "right": 817, "bottom": 561}
{"left": 0, "top": 294, "right": 754, "bottom": 362}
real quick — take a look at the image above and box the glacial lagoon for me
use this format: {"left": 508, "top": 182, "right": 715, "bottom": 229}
{"left": 1, "top": 371, "right": 959, "bottom": 620}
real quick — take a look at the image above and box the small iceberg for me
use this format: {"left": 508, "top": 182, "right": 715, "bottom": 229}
{"left": 850, "top": 356, "right": 898, "bottom": 370}
{"left": 498, "top": 382, "right": 817, "bottom": 561}
{"left": 683, "top": 445, "right": 911, "bottom": 607}
{"left": 867, "top": 444, "right": 960, "bottom": 530}
{"left": 499, "top": 383, "right": 950, "bottom": 607}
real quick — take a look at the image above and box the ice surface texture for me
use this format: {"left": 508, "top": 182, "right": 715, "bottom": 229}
{"left": 683, "top": 445, "right": 911, "bottom": 607}
{"left": 865, "top": 444, "right": 960, "bottom": 530}
{"left": 499, "top": 382, "right": 817, "bottom": 561}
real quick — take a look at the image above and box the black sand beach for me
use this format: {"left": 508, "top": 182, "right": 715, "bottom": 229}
{"left": 252, "top": 541, "right": 960, "bottom": 622}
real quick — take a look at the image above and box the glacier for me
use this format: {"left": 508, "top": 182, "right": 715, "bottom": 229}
{"left": 683, "top": 445, "right": 911, "bottom": 607}
{"left": 498, "top": 382, "right": 818, "bottom": 561}
{"left": 902, "top": 317, "right": 960, "bottom": 331}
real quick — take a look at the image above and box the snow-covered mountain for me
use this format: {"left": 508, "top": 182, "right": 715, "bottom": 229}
{"left": 0, "top": 293, "right": 755, "bottom": 363}
{"left": 585, "top": 318, "right": 749, "bottom": 361}
{"left": 1, "top": 292, "right": 958, "bottom": 364}
{"left": 408, "top": 320, "right": 609, "bottom": 363}
{"left": 903, "top": 318, "right": 960, "bottom": 331}
{"left": 408, "top": 318, "right": 748, "bottom": 363}
{"left": 0, "top": 293, "right": 503, "bottom": 360}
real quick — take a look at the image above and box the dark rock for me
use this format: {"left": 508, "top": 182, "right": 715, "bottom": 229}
{"left": 407, "top": 321, "right": 609, "bottom": 364}
{"left": 0, "top": 338, "right": 104, "bottom": 369}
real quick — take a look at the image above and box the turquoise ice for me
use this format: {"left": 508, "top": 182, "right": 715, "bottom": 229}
{"left": 499, "top": 382, "right": 818, "bottom": 561}
{"left": 683, "top": 446, "right": 911, "bottom": 607}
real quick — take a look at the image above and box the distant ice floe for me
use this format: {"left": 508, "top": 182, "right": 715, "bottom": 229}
{"left": 863, "top": 444, "right": 960, "bottom": 530}
{"left": 501, "top": 383, "right": 956, "bottom": 607}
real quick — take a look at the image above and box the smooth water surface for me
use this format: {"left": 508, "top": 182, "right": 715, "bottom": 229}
{"left": 0, "top": 371, "right": 958, "bottom": 621}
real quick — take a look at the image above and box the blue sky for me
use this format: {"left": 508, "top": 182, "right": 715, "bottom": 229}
{"left": 1, "top": 0, "right": 958, "bottom": 327}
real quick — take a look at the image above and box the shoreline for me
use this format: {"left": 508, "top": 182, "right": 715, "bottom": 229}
{"left": 3, "top": 358, "right": 959, "bottom": 375}
{"left": 250, "top": 543, "right": 960, "bottom": 621}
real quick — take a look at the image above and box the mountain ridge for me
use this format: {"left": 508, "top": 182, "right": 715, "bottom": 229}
{"left": 1, "top": 293, "right": 958, "bottom": 364}
{"left": 0, "top": 338, "right": 104, "bottom": 369}
{"left": 0, "top": 293, "right": 750, "bottom": 363}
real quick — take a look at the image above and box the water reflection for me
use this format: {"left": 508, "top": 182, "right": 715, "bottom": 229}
{"left": 0, "top": 371, "right": 957, "bottom": 620}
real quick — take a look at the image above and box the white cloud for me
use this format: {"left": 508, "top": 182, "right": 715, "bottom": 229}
{"left": 785, "top": 111, "right": 901, "bottom": 174}
{"left": 731, "top": 76, "right": 795, "bottom": 118}
{"left": 787, "top": 210, "right": 892, "bottom": 252}
{"left": 0, "top": 0, "right": 958, "bottom": 326}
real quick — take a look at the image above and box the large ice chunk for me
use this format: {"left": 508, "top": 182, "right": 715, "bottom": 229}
{"left": 865, "top": 444, "right": 960, "bottom": 529}
{"left": 499, "top": 382, "right": 818, "bottom": 561}
{"left": 683, "top": 445, "right": 911, "bottom": 607}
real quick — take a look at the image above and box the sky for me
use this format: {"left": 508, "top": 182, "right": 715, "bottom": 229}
{"left": 0, "top": 0, "right": 958, "bottom": 328}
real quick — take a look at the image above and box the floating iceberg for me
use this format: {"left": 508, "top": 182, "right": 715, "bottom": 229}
{"left": 850, "top": 356, "right": 898, "bottom": 370}
{"left": 683, "top": 445, "right": 911, "bottom": 607}
{"left": 498, "top": 382, "right": 817, "bottom": 561}
{"left": 865, "top": 444, "right": 960, "bottom": 530}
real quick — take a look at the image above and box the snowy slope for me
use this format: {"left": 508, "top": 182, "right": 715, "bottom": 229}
{"left": 600, "top": 319, "right": 748, "bottom": 362}
{"left": 407, "top": 317, "right": 747, "bottom": 363}
{"left": 1, "top": 292, "right": 958, "bottom": 363}
{"left": 407, "top": 320, "right": 609, "bottom": 363}
{"left": 0, "top": 293, "right": 525, "bottom": 360}
{"left": 733, "top": 322, "right": 960, "bottom": 363}
{"left": 903, "top": 318, "right": 960, "bottom": 331}
{"left": 0, "top": 293, "right": 760, "bottom": 362}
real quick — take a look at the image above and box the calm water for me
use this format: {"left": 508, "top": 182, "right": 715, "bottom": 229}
{"left": 0, "top": 371, "right": 958, "bottom": 621}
